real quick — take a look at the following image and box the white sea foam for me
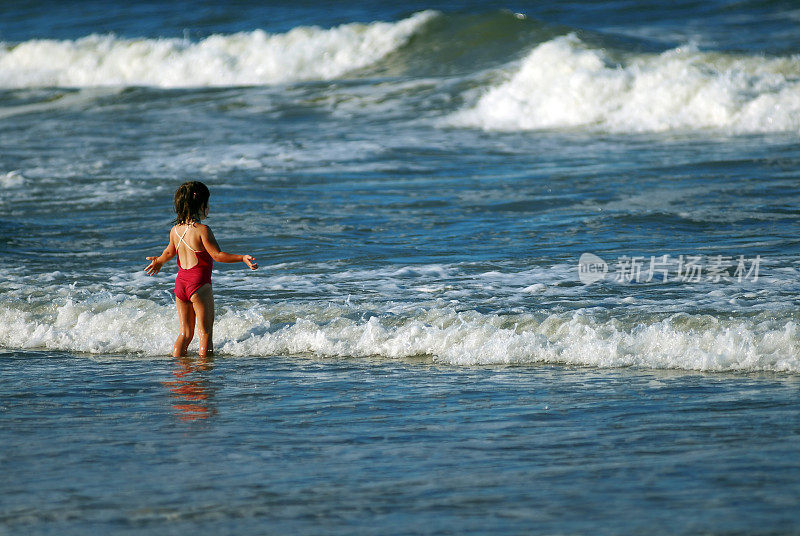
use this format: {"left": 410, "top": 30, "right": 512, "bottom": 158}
{"left": 0, "top": 11, "right": 437, "bottom": 88}
{"left": 2, "top": 296, "right": 798, "bottom": 372}
{"left": 448, "top": 34, "right": 800, "bottom": 134}
{"left": 0, "top": 170, "right": 25, "bottom": 188}
{"left": 2, "top": 260, "right": 796, "bottom": 371}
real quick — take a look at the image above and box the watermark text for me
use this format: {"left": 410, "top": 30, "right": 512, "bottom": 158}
{"left": 578, "top": 253, "right": 761, "bottom": 285}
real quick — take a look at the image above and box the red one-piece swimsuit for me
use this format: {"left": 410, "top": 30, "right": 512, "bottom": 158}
{"left": 174, "top": 224, "right": 213, "bottom": 302}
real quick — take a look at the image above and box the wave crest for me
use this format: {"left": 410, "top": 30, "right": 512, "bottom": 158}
{"left": 447, "top": 34, "right": 800, "bottom": 133}
{"left": 2, "top": 298, "right": 798, "bottom": 372}
{"left": 0, "top": 11, "right": 437, "bottom": 88}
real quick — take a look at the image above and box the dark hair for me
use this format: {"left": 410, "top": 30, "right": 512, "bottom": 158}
{"left": 173, "top": 181, "right": 210, "bottom": 225}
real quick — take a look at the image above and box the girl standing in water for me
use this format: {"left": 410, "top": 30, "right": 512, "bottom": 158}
{"left": 145, "top": 181, "right": 258, "bottom": 357}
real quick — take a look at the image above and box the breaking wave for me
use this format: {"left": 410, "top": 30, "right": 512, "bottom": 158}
{"left": 3, "top": 9, "right": 799, "bottom": 135}
{"left": 1, "top": 297, "right": 798, "bottom": 372}
{"left": 0, "top": 11, "right": 437, "bottom": 88}
{"left": 447, "top": 34, "right": 800, "bottom": 134}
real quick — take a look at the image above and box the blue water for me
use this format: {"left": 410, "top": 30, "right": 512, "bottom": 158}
{"left": 3, "top": 351, "right": 799, "bottom": 534}
{"left": 2, "top": 0, "right": 800, "bottom": 533}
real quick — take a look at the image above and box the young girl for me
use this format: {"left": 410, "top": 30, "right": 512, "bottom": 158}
{"left": 145, "top": 181, "right": 258, "bottom": 357}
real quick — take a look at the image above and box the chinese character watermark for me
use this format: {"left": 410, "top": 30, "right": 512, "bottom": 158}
{"left": 578, "top": 253, "right": 760, "bottom": 285}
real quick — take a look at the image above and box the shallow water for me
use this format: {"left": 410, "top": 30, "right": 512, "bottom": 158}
{"left": 3, "top": 350, "right": 799, "bottom": 534}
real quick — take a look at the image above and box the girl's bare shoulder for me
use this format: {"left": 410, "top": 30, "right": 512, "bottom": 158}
{"left": 192, "top": 223, "right": 213, "bottom": 239}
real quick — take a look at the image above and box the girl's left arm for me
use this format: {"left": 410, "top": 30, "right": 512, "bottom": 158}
{"left": 145, "top": 232, "right": 177, "bottom": 276}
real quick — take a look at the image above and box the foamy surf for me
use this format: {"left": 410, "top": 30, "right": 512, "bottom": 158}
{"left": 0, "top": 11, "right": 437, "bottom": 88}
{"left": 447, "top": 34, "right": 800, "bottom": 134}
{"left": 2, "top": 297, "right": 798, "bottom": 372}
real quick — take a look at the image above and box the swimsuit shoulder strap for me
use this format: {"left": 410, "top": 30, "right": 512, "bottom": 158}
{"left": 175, "top": 224, "right": 200, "bottom": 253}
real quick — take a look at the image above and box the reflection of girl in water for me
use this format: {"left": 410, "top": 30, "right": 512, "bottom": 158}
{"left": 163, "top": 356, "right": 217, "bottom": 421}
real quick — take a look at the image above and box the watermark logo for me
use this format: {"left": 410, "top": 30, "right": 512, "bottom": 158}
{"left": 578, "top": 252, "right": 608, "bottom": 284}
{"left": 578, "top": 253, "right": 761, "bottom": 285}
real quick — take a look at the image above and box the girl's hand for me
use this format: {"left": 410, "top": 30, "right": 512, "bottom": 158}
{"left": 243, "top": 255, "right": 258, "bottom": 270}
{"left": 145, "top": 256, "right": 163, "bottom": 276}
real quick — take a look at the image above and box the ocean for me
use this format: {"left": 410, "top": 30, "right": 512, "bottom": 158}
{"left": 1, "top": 0, "right": 799, "bottom": 533}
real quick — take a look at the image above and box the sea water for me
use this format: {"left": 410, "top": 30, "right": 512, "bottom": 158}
{"left": 1, "top": 1, "right": 799, "bottom": 533}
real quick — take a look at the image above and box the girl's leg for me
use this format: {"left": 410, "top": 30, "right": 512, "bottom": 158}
{"left": 173, "top": 298, "right": 196, "bottom": 357}
{"left": 190, "top": 284, "right": 215, "bottom": 357}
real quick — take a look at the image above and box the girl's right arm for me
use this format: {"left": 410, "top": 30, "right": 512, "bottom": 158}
{"left": 145, "top": 231, "right": 177, "bottom": 276}
{"left": 199, "top": 225, "right": 258, "bottom": 270}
